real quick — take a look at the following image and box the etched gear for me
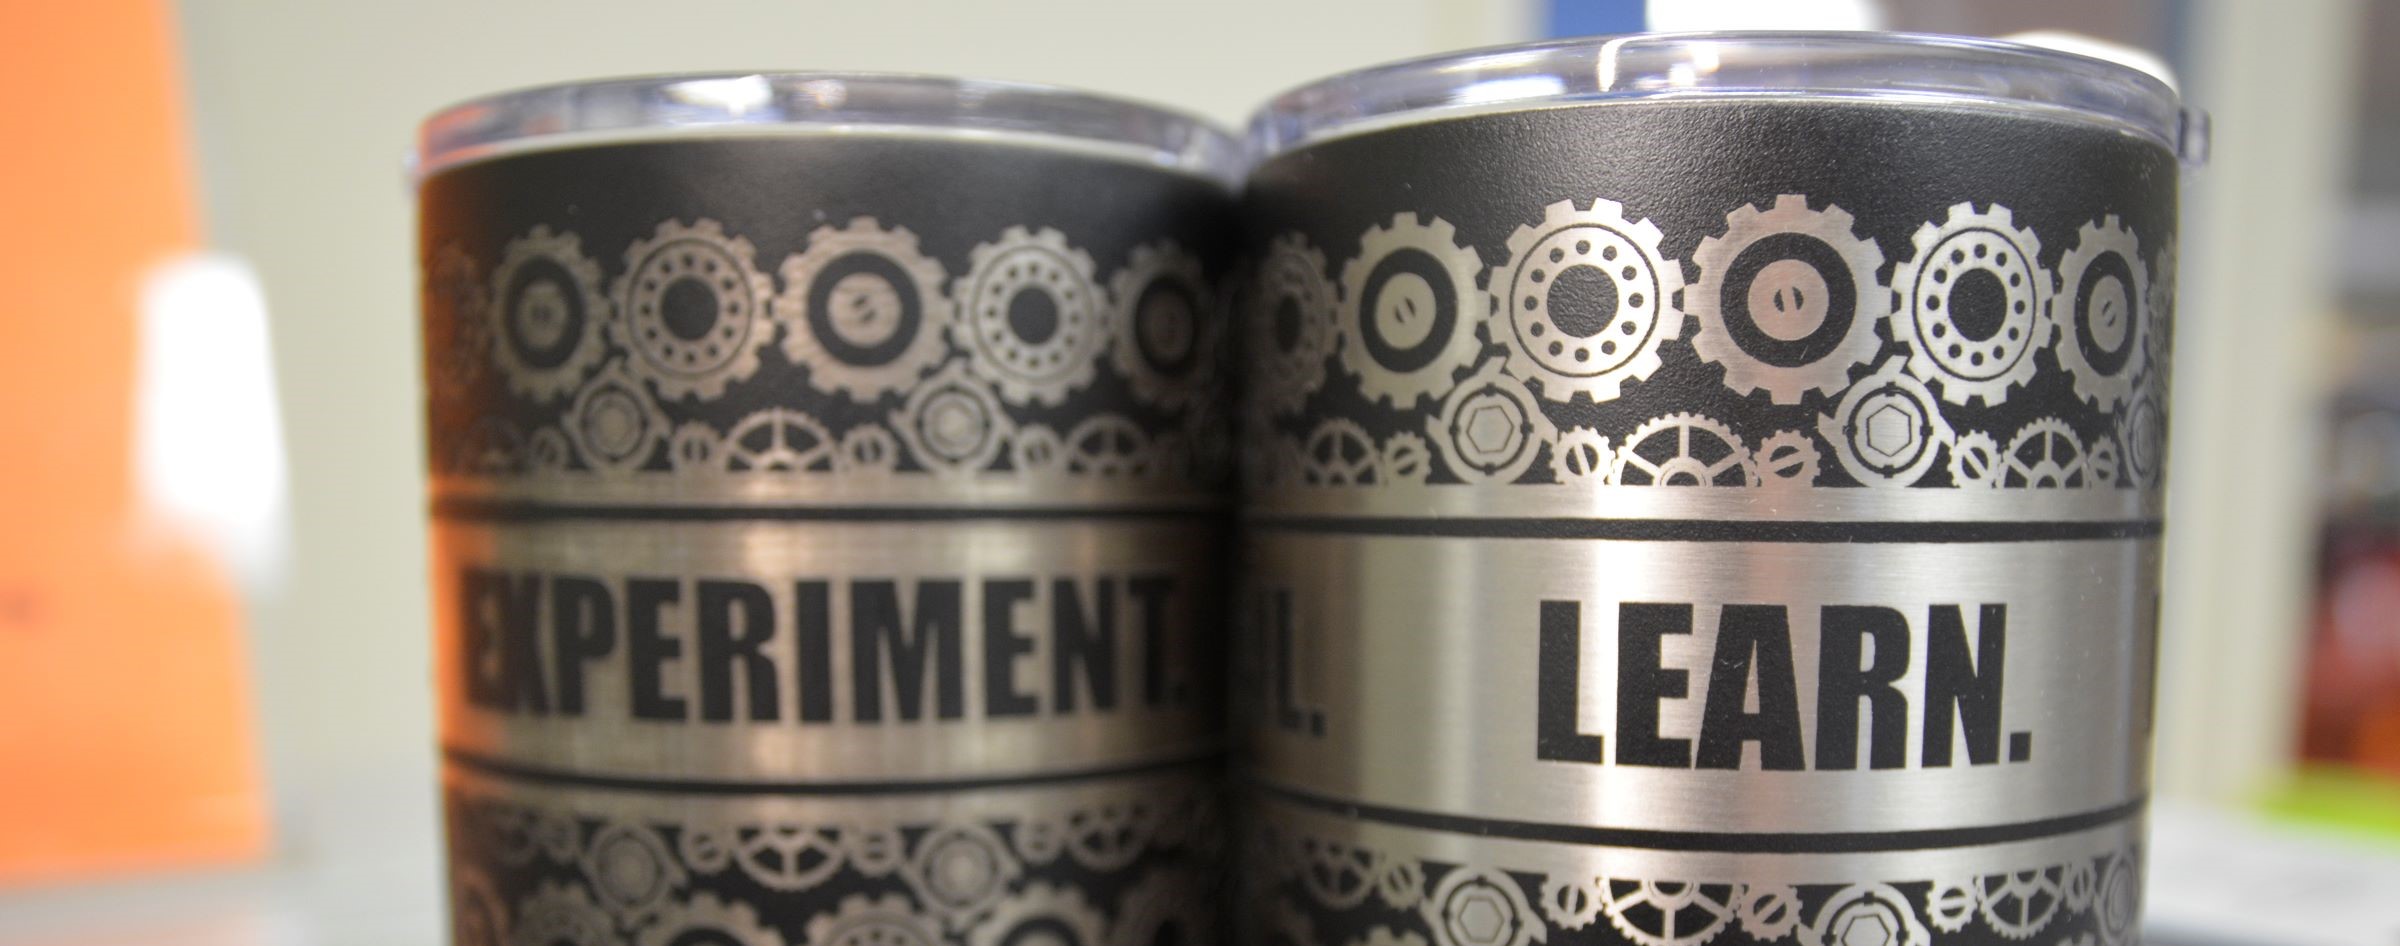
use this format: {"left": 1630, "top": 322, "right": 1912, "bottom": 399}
{"left": 1429, "top": 359, "right": 1553, "bottom": 484}
{"left": 612, "top": 219, "right": 776, "bottom": 401}
{"left": 1613, "top": 413, "right": 1756, "bottom": 487}
{"left": 1011, "top": 424, "right": 1065, "bottom": 474}
{"left": 425, "top": 243, "right": 491, "bottom": 399}
{"left": 526, "top": 427, "right": 572, "bottom": 472}
{"left": 1798, "top": 884, "right": 1930, "bottom": 946}
{"left": 1302, "top": 418, "right": 1382, "bottom": 485}
{"left": 2052, "top": 216, "right": 2149, "bottom": 411}
{"left": 637, "top": 892, "right": 789, "bottom": 946}
{"left": 490, "top": 225, "right": 610, "bottom": 401}
{"left": 509, "top": 882, "right": 615, "bottom": 946}
{"left": 677, "top": 821, "right": 734, "bottom": 874}
{"left": 730, "top": 823, "right": 845, "bottom": 892}
{"left": 2120, "top": 393, "right": 2165, "bottom": 487}
{"left": 1492, "top": 197, "right": 1686, "bottom": 404}
{"left": 1819, "top": 357, "right": 1955, "bottom": 487}
{"left": 778, "top": 217, "right": 954, "bottom": 403}
{"left": 1379, "top": 432, "right": 1432, "bottom": 485}
{"left": 2059, "top": 860, "right": 2100, "bottom": 914}
{"left": 951, "top": 226, "right": 1107, "bottom": 407}
{"left": 1374, "top": 856, "right": 1426, "bottom": 910}
{"left": 802, "top": 893, "right": 943, "bottom": 946}
{"left": 1924, "top": 880, "right": 1980, "bottom": 933}
{"left": 1601, "top": 880, "right": 1734, "bottom": 946}
{"left": 894, "top": 362, "right": 1012, "bottom": 475}
{"left": 1948, "top": 431, "right": 2005, "bottom": 488}
{"left": 1735, "top": 885, "right": 1802, "bottom": 941}
{"left": 907, "top": 822, "right": 1020, "bottom": 929}
{"left": 1689, "top": 195, "right": 1888, "bottom": 404}
{"left": 1295, "top": 835, "right": 1378, "bottom": 910}
{"left": 1421, "top": 867, "right": 1542, "bottom": 946}
{"left": 1549, "top": 428, "right": 1613, "bottom": 484}
{"left": 1116, "top": 868, "right": 1215, "bottom": 946}
{"left": 1540, "top": 875, "right": 1605, "bottom": 931}
{"left": 844, "top": 825, "right": 908, "bottom": 878}
{"left": 1890, "top": 202, "right": 2052, "bottom": 406}
{"left": 666, "top": 421, "right": 722, "bottom": 472}
{"left": 581, "top": 821, "right": 685, "bottom": 926}
{"left": 1249, "top": 233, "right": 1340, "bottom": 417}
{"left": 2085, "top": 431, "right": 2122, "bottom": 488}
{"left": 722, "top": 407, "right": 837, "bottom": 472}
{"left": 1978, "top": 870, "right": 2064, "bottom": 940}
{"left": 1338, "top": 213, "right": 1490, "bottom": 407}
{"left": 565, "top": 362, "right": 668, "bottom": 474}
{"left": 836, "top": 425, "right": 900, "bottom": 474}
{"left": 1754, "top": 430, "right": 1821, "bottom": 486}
{"left": 1062, "top": 414, "right": 1151, "bottom": 477}
{"left": 1111, "top": 241, "right": 1216, "bottom": 410}
{"left": 968, "top": 882, "right": 1109, "bottom": 946}
{"left": 2004, "top": 417, "right": 2088, "bottom": 488}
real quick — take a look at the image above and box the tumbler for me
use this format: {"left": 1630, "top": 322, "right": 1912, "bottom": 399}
{"left": 416, "top": 73, "right": 1238, "bottom": 945}
{"left": 1234, "top": 33, "right": 2202, "bottom": 946}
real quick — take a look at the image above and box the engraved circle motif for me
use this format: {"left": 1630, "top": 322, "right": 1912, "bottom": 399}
{"left": 489, "top": 226, "right": 611, "bottom": 402}
{"left": 1890, "top": 203, "right": 2051, "bottom": 407}
{"left": 1112, "top": 242, "right": 1216, "bottom": 410}
{"left": 1339, "top": 214, "right": 1490, "bottom": 408}
{"left": 894, "top": 362, "right": 1012, "bottom": 474}
{"left": 1249, "top": 234, "right": 1341, "bottom": 418}
{"left": 776, "top": 217, "right": 954, "bottom": 403}
{"left": 565, "top": 363, "right": 668, "bottom": 474}
{"left": 2052, "top": 216, "right": 2150, "bottom": 411}
{"left": 952, "top": 226, "right": 1108, "bottom": 407}
{"left": 1492, "top": 198, "right": 1686, "bottom": 404}
{"left": 1428, "top": 360, "right": 1553, "bottom": 484}
{"left": 1688, "top": 195, "right": 1888, "bottom": 404}
{"left": 614, "top": 219, "right": 777, "bottom": 400}
{"left": 1818, "top": 357, "right": 1954, "bottom": 487}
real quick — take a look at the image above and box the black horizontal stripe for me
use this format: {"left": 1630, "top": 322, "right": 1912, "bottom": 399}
{"left": 1246, "top": 514, "right": 2162, "bottom": 543}
{"left": 442, "top": 746, "right": 1218, "bottom": 796}
{"left": 1250, "top": 778, "right": 2144, "bottom": 854}
{"left": 432, "top": 496, "right": 1227, "bottom": 524}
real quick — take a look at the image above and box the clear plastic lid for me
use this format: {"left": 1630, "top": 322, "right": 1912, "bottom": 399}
{"left": 1251, "top": 32, "right": 2206, "bottom": 166}
{"left": 415, "top": 72, "right": 1245, "bottom": 186}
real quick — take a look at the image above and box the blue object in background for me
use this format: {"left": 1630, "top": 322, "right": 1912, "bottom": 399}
{"left": 1546, "top": 0, "right": 1645, "bottom": 38}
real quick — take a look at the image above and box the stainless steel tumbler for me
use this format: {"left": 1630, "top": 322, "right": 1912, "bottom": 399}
{"left": 415, "top": 74, "right": 1238, "bottom": 946}
{"left": 1234, "top": 33, "right": 2200, "bottom": 946}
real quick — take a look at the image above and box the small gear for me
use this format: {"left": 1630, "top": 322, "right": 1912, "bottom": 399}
{"left": 1302, "top": 418, "right": 1381, "bottom": 485}
{"left": 1601, "top": 879, "right": 1735, "bottom": 946}
{"left": 1338, "top": 213, "right": 1490, "bottom": 407}
{"left": 424, "top": 243, "right": 491, "bottom": 399}
{"left": 1924, "top": 880, "right": 1980, "bottom": 933}
{"left": 1492, "top": 198, "right": 1686, "bottom": 404}
{"left": 564, "top": 362, "right": 668, "bottom": 474}
{"left": 728, "top": 822, "right": 844, "bottom": 892}
{"left": 509, "top": 882, "right": 614, "bottom": 946}
{"left": 802, "top": 893, "right": 943, "bottom": 946}
{"left": 1062, "top": 414, "right": 1152, "bottom": 477}
{"left": 1421, "top": 867, "right": 1541, "bottom": 946}
{"left": 1116, "top": 868, "right": 1216, "bottom": 946}
{"left": 1890, "top": 202, "right": 2052, "bottom": 406}
{"left": 1428, "top": 358, "right": 1553, "bottom": 484}
{"left": 843, "top": 825, "right": 908, "bottom": 878}
{"left": 526, "top": 427, "right": 572, "bottom": 472}
{"left": 666, "top": 421, "right": 722, "bottom": 472}
{"left": 1613, "top": 413, "right": 1756, "bottom": 486}
{"left": 1111, "top": 241, "right": 1216, "bottom": 410}
{"left": 1540, "top": 874, "right": 1606, "bottom": 931}
{"left": 1374, "top": 855, "right": 1426, "bottom": 910}
{"left": 2119, "top": 393, "right": 2166, "bottom": 488}
{"left": 722, "top": 407, "right": 837, "bottom": 472}
{"left": 777, "top": 217, "right": 953, "bottom": 403}
{"left": 2060, "top": 860, "right": 2100, "bottom": 914}
{"left": 1248, "top": 233, "right": 1339, "bottom": 417}
{"left": 1011, "top": 424, "right": 1065, "bottom": 474}
{"left": 836, "top": 425, "right": 901, "bottom": 474}
{"left": 1948, "top": 431, "right": 2005, "bottom": 488}
{"left": 2003, "top": 417, "right": 2088, "bottom": 488}
{"left": 1754, "top": 430, "right": 1822, "bottom": 486}
{"left": 490, "top": 225, "right": 610, "bottom": 402}
{"left": 1798, "top": 884, "right": 1930, "bottom": 946}
{"left": 1819, "top": 357, "right": 1955, "bottom": 487}
{"left": 1379, "top": 432, "right": 1433, "bottom": 485}
{"left": 637, "top": 892, "right": 789, "bottom": 946}
{"left": 2052, "top": 216, "right": 2150, "bottom": 411}
{"left": 1549, "top": 427, "right": 1613, "bottom": 484}
{"left": 580, "top": 821, "right": 684, "bottom": 926}
{"left": 1689, "top": 195, "right": 1888, "bottom": 404}
{"left": 2085, "top": 431, "right": 2123, "bottom": 487}
{"left": 907, "top": 822, "right": 1020, "bottom": 929}
{"left": 612, "top": 219, "right": 777, "bottom": 401}
{"left": 1978, "top": 870, "right": 2064, "bottom": 941}
{"left": 1735, "top": 885, "right": 1802, "bottom": 941}
{"left": 951, "top": 226, "right": 1107, "bottom": 407}
{"left": 968, "top": 882, "right": 1108, "bottom": 946}
{"left": 894, "top": 362, "right": 1012, "bottom": 475}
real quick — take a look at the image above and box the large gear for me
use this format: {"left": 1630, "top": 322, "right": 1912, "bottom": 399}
{"left": 777, "top": 217, "right": 954, "bottom": 403}
{"left": 564, "top": 362, "right": 668, "bottom": 474}
{"left": 636, "top": 892, "right": 789, "bottom": 946}
{"left": 1491, "top": 197, "right": 1686, "bottom": 404}
{"left": 802, "top": 893, "right": 944, "bottom": 946}
{"left": 490, "top": 225, "right": 610, "bottom": 402}
{"left": 1110, "top": 241, "right": 1216, "bottom": 410}
{"left": 1248, "top": 233, "right": 1340, "bottom": 418}
{"left": 1612, "top": 412, "right": 1756, "bottom": 487}
{"left": 1819, "top": 356, "right": 1955, "bottom": 487}
{"left": 967, "top": 882, "right": 1109, "bottom": 946}
{"left": 1421, "top": 867, "right": 1541, "bottom": 946}
{"left": 951, "top": 225, "right": 1107, "bottom": 407}
{"left": 612, "top": 219, "right": 777, "bottom": 401}
{"left": 1338, "top": 213, "right": 1490, "bottom": 407}
{"left": 2051, "top": 216, "right": 2150, "bottom": 411}
{"left": 1688, "top": 195, "right": 1888, "bottom": 404}
{"left": 893, "top": 361, "right": 1012, "bottom": 476}
{"left": 1889, "top": 202, "right": 2052, "bottom": 407}
{"left": 1428, "top": 359, "right": 1553, "bottom": 484}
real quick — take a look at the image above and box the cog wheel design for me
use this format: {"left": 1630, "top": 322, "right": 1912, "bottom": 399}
{"left": 581, "top": 821, "right": 685, "bottom": 926}
{"left": 1754, "top": 430, "right": 1821, "bottom": 486}
{"left": 1601, "top": 880, "right": 1734, "bottom": 946}
{"left": 1549, "top": 428, "right": 1613, "bottom": 484}
{"left": 1540, "top": 875, "right": 1604, "bottom": 931}
{"left": 1612, "top": 413, "right": 1755, "bottom": 487}
{"left": 802, "top": 893, "right": 943, "bottom": 946}
{"left": 425, "top": 243, "right": 491, "bottom": 399}
{"left": 1380, "top": 432, "right": 1433, "bottom": 485}
{"left": 836, "top": 425, "right": 901, "bottom": 474}
{"left": 667, "top": 421, "right": 722, "bottom": 471}
{"left": 894, "top": 362, "right": 1012, "bottom": 475}
{"left": 451, "top": 868, "right": 509, "bottom": 946}
{"left": 1011, "top": 424, "right": 1065, "bottom": 475}
{"left": 613, "top": 219, "right": 777, "bottom": 401}
{"left": 1819, "top": 357, "right": 1955, "bottom": 487}
{"left": 1339, "top": 213, "right": 1491, "bottom": 407}
{"left": 1948, "top": 431, "right": 2005, "bottom": 488}
{"left": 1890, "top": 202, "right": 2052, "bottom": 407}
{"left": 1979, "top": 870, "right": 2064, "bottom": 940}
{"left": 676, "top": 821, "right": 734, "bottom": 874}
{"left": 565, "top": 362, "right": 668, "bottom": 474}
{"left": 1492, "top": 197, "right": 1685, "bottom": 404}
{"left": 844, "top": 825, "right": 908, "bottom": 879}
{"left": 1111, "top": 241, "right": 1216, "bottom": 410}
{"left": 1798, "top": 884, "right": 1929, "bottom": 946}
{"left": 907, "top": 822, "right": 1020, "bottom": 929}
{"left": 1296, "top": 835, "right": 1379, "bottom": 910}
{"left": 490, "top": 226, "right": 610, "bottom": 402}
{"left": 1117, "top": 868, "right": 1216, "bottom": 946}
{"left": 1735, "top": 885, "right": 1802, "bottom": 941}
{"left": 722, "top": 408, "right": 837, "bottom": 472}
{"left": 729, "top": 823, "right": 845, "bottom": 892}
{"left": 2059, "top": 860, "right": 2100, "bottom": 914}
{"left": 2052, "top": 216, "right": 2149, "bottom": 411}
{"left": 951, "top": 226, "right": 1107, "bottom": 407}
{"left": 1249, "top": 233, "right": 1340, "bottom": 418}
{"left": 2120, "top": 393, "right": 2166, "bottom": 488}
{"left": 968, "top": 882, "right": 1108, "bottom": 946}
{"left": 2003, "top": 417, "right": 2088, "bottom": 488}
{"left": 778, "top": 217, "right": 954, "bottom": 403}
{"left": 1689, "top": 195, "right": 1888, "bottom": 404}
{"left": 1062, "top": 414, "right": 1152, "bottom": 477}
{"left": 2085, "top": 431, "right": 2122, "bottom": 488}
{"left": 1302, "top": 418, "right": 1382, "bottom": 485}
{"left": 1924, "top": 880, "right": 1980, "bottom": 933}
{"left": 1429, "top": 359, "right": 1553, "bottom": 484}
{"left": 509, "top": 882, "right": 617, "bottom": 946}
{"left": 636, "top": 892, "right": 788, "bottom": 946}
{"left": 1375, "top": 856, "right": 1427, "bottom": 910}
{"left": 526, "top": 427, "right": 573, "bottom": 472}
{"left": 1421, "top": 867, "right": 1544, "bottom": 946}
